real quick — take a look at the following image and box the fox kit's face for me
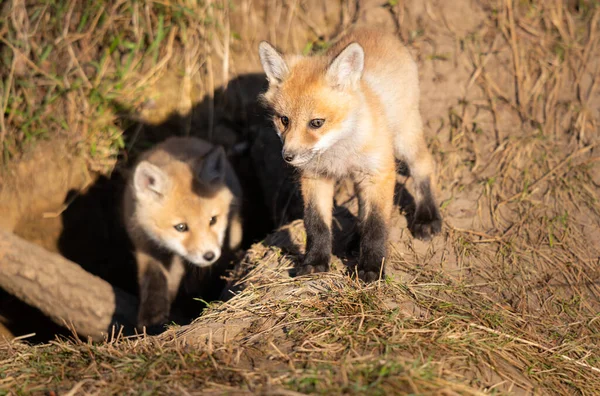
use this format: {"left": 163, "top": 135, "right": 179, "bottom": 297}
{"left": 259, "top": 41, "right": 365, "bottom": 169}
{"left": 132, "top": 148, "right": 234, "bottom": 267}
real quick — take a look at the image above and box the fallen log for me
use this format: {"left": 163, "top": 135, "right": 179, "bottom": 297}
{"left": 0, "top": 229, "right": 137, "bottom": 341}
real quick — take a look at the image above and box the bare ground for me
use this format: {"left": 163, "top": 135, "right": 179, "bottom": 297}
{"left": 0, "top": 0, "right": 599, "bottom": 394}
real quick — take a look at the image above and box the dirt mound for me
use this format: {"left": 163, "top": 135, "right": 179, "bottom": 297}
{"left": 2, "top": 217, "right": 597, "bottom": 393}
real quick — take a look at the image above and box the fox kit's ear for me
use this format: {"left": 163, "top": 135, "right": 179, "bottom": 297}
{"left": 326, "top": 42, "right": 364, "bottom": 90}
{"left": 198, "top": 146, "right": 226, "bottom": 187}
{"left": 258, "top": 41, "right": 289, "bottom": 84}
{"left": 134, "top": 161, "right": 169, "bottom": 200}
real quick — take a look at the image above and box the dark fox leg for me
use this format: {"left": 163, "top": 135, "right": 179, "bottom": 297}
{"left": 354, "top": 171, "right": 395, "bottom": 282}
{"left": 136, "top": 253, "right": 170, "bottom": 332}
{"left": 297, "top": 176, "right": 334, "bottom": 275}
{"left": 395, "top": 127, "right": 441, "bottom": 239}
{"left": 412, "top": 177, "right": 441, "bottom": 240}
{"left": 394, "top": 109, "right": 442, "bottom": 240}
{"left": 407, "top": 145, "right": 442, "bottom": 241}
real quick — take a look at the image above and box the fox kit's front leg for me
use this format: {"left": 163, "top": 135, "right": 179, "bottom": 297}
{"left": 136, "top": 251, "right": 185, "bottom": 331}
{"left": 354, "top": 170, "right": 396, "bottom": 282}
{"left": 136, "top": 252, "right": 170, "bottom": 331}
{"left": 297, "top": 176, "right": 334, "bottom": 275}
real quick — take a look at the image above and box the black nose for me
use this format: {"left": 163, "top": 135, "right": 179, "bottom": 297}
{"left": 283, "top": 151, "right": 295, "bottom": 163}
{"left": 203, "top": 251, "right": 215, "bottom": 261}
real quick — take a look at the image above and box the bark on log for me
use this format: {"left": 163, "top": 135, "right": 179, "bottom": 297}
{"left": 0, "top": 229, "right": 137, "bottom": 341}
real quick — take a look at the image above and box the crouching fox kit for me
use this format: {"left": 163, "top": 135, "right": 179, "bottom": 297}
{"left": 123, "top": 137, "right": 242, "bottom": 329}
{"left": 258, "top": 28, "right": 441, "bottom": 282}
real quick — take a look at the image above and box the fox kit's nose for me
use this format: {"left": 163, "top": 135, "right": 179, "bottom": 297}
{"left": 282, "top": 150, "right": 295, "bottom": 163}
{"left": 203, "top": 251, "right": 216, "bottom": 261}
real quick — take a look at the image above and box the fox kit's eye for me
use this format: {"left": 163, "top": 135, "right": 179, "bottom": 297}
{"left": 280, "top": 116, "right": 289, "bottom": 127}
{"left": 174, "top": 223, "right": 188, "bottom": 232}
{"left": 209, "top": 216, "right": 217, "bottom": 226}
{"left": 309, "top": 119, "right": 325, "bottom": 129}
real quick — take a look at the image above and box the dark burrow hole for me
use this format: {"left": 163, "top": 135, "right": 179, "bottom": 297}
{"left": 0, "top": 73, "right": 305, "bottom": 343}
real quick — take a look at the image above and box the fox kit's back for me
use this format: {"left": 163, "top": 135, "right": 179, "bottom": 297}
{"left": 123, "top": 137, "right": 242, "bottom": 330}
{"left": 259, "top": 28, "right": 441, "bottom": 281}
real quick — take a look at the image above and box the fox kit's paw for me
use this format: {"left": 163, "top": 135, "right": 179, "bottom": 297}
{"left": 296, "top": 264, "right": 329, "bottom": 276}
{"left": 355, "top": 256, "right": 385, "bottom": 283}
{"left": 137, "top": 296, "right": 170, "bottom": 333}
{"left": 137, "top": 310, "right": 169, "bottom": 334}
{"left": 411, "top": 203, "right": 442, "bottom": 241}
{"left": 296, "top": 257, "right": 330, "bottom": 276}
{"left": 349, "top": 261, "right": 384, "bottom": 283}
{"left": 358, "top": 268, "right": 383, "bottom": 283}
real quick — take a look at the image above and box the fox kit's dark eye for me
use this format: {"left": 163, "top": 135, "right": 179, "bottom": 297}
{"left": 209, "top": 216, "right": 217, "bottom": 226}
{"left": 280, "top": 116, "right": 289, "bottom": 127}
{"left": 309, "top": 119, "right": 325, "bottom": 129}
{"left": 174, "top": 223, "right": 188, "bottom": 232}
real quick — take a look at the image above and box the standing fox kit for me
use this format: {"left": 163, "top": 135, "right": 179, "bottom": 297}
{"left": 123, "top": 137, "right": 242, "bottom": 329}
{"left": 258, "top": 28, "right": 441, "bottom": 282}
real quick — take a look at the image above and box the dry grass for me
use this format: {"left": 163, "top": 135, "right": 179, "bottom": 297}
{"left": 0, "top": 0, "right": 233, "bottom": 172}
{"left": 0, "top": 225, "right": 598, "bottom": 394}
{"left": 1, "top": 0, "right": 600, "bottom": 395}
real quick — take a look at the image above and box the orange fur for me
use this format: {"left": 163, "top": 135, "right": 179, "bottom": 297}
{"left": 259, "top": 28, "right": 442, "bottom": 280}
{"left": 123, "top": 137, "right": 242, "bottom": 326}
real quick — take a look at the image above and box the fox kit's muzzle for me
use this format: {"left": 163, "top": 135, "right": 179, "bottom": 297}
{"left": 281, "top": 147, "right": 314, "bottom": 167}
{"left": 282, "top": 149, "right": 295, "bottom": 163}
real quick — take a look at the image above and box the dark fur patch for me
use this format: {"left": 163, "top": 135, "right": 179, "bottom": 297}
{"left": 137, "top": 262, "right": 170, "bottom": 332}
{"left": 297, "top": 201, "right": 331, "bottom": 275}
{"left": 357, "top": 210, "right": 388, "bottom": 282}
{"left": 411, "top": 179, "right": 442, "bottom": 240}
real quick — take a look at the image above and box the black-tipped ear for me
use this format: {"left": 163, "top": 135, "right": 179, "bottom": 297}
{"left": 326, "top": 42, "right": 365, "bottom": 90}
{"left": 258, "top": 41, "right": 289, "bottom": 84}
{"left": 133, "top": 161, "right": 169, "bottom": 200}
{"left": 198, "top": 146, "right": 226, "bottom": 186}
